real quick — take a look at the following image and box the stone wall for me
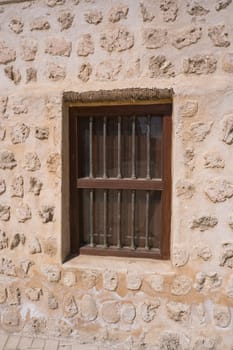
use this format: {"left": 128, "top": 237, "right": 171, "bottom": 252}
{"left": 1, "top": 0, "right": 233, "bottom": 348}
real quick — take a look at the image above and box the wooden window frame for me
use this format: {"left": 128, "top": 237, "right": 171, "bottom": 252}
{"left": 69, "top": 101, "right": 172, "bottom": 260}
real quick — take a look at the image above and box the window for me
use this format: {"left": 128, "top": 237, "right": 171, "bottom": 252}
{"left": 69, "top": 103, "right": 172, "bottom": 259}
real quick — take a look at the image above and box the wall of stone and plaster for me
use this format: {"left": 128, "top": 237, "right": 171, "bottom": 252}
{"left": 1, "top": 0, "right": 233, "bottom": 348}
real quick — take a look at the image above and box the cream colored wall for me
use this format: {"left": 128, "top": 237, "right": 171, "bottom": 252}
{"left": 1, "top": 0, "right": 233, "bottom": 348}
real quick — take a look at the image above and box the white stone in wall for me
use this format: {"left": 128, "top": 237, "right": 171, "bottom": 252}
{"left": 190, "top": 121, "right": 213, "bottom": 142}
{"left": 148, "top": 274, "right": 164, "bottom": 292}
{"left": 187, "top": 0, "right": 209, "bottom": 16}
{"left": 0, "top": 41, "right": 16, "bottom": 64}
{"left": 103, "top": 270, "right": 118, "bottom": 291}
{"left": 213, "top": 304, "right": 231, "bottom": 328}
{"left": 100, "top": 27, "right": 134, "bottom": 52}
{"left": 121, "top": 303, "right": 136, "bottom": 323}
{"left": 0, "top": 229, "right": 8, "bottom": 249}
{"left": 126, "top": 273, "right": 142, "bottom": 290}
{"left": 16, "top": 204, "right": 31, "bottom": 222}
{"left": 108, "top": 6, "right": 128, "bottom": 22}
{"left": 173, "top": 245, "right": 189, "bottom": 267}
{"left": 45, "top": 38, "right": 72, "bottom": 57}
{"left": 101, "top": 301, "right": 120, "bottom": 323}
{"left": 84, "top": 10, "right": 103, "bottom": 25}
{"left": 205, "top": 178, "right": 233, "bottom": 202}
{"left": 28, "top": 237, "right": 41, "bottom": 254}
{"left": 141, "top": 299, "right": 160, "bottom": 322}
{"left": 171, "top": 275, "right": 192, "bottom": 296}
{"left": 143, "top": 28, "right": 167, "bottom": 49}
{"left": 166, "top": 301, "right": 190, "bottom": 322}
{"left": 0, "top": 178, "right": 6, "bottom": 194}
{"left": 216, "top": 0, "right": 232, "bottom": 11}
{"left": 178, "top": 100, "right": 198, "bottom": 118}
{"left": 30, "top": 17, "right": 50, "bottom": 31}
{"left": 80, "top": 295, "right": 98, "bottom": 321}
{"left": 172, "top": 27, "right": 202, "bottom": 49}
{"left": 0, "top": 150, "right": 17, "bottom": 169}
{"left": 208, "top": 24, "right": 230, "bottom": 47}
{"left": 63, "top": 294, "right": 78, "bottom": 318}
{"left": 8, "top": 18, "right": 24, "bottom": 34}
{"left": 63, "top": 271, "right": 76, "bottom": 287}
{"left": 57, "top": 11, "right": 74, "bottom": 31}
{"left": 23, "top": 153, "right": 41, "bottom": 171}
{"left": 4, "top": 66, "right": 21, "bottom": 84}
{"left": 160, "top": 0, "right": 178, "bottom": 22}
{"left": 222, "top": 113, "right": 233, "bottom": 144}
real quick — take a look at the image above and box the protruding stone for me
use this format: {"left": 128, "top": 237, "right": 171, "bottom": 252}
{"left": 0, "top": 286, "right": 6, "bottom": 303}
{"left": 141, "top": 299, "right": 160, "bottom": 322}
{"left": 0, "top": 150, "right": 17, "bottom": 169}
{"left": 47, "top": 62, "right": 66, "bottom": 81}
{"left": 109, "top": 6, "right": 128, "bottom": 22}
{"left": 47, "top": 0, "right": 65, "bottom": 6}
{"left": 78, "top": 63, "right": 92, "bottom": 82}
{"left": 0, "top": 126, "right": 6, "bottom": 140}
{"left": 29, "top": 177, "right": 42, "bottom": 195}
{"left": 43, "top": 237, "right": 57, "bottom": 257}
{"left": 220, "top": 243, "right": 233, "bottom": 268}
{"left": 82, "top": 270, "right": 97, "bottom": 289}
{"left": 38, "top": 205, "right": 54, "bottom": 223}
{"left": 11, "top": 176, "right": 24, "bottom": 198}
{"left": 48, "top": 293, "right": 58, "bottom": 309}
{"left": 208, "top": 24, "right": 230, "bottom": 47}
{"left": 23, "top": 153, "right": 41, "bottom": 171}
{"left": 127, "top": 273, "right": 142, "bottom": 290}
{"left": 26, "top": 67, "right": 37, "bottom": 83}
{"left": 191, "top": 216, "right": 218, "bottom": 231}
{"left": 63, "top": 271, "right": 76, "bottom": 287}
{"left": 178, "top": 100, "right": 198, "bottom": 117}
{"left": 9, "top": 18, "right": 24, "bottom": 34}
{"left": 160, "top": 0, "right": 178, "bottom": 22}
{"left": 16, "top": 204, "right": 31, "bottom": 222}
{"left": 191, "top": 121, "right": 213, "bottom": 141}
{"left": 187, "top": 0, "right": 209, "bottom": 15}
{"left": 7, "top": 287, "right": 20, "bottom": 305}
{"left": 102, "top": 301, "right": 120, "bottom": 323}
{"left": 149, "top": 274, "right": 164, "bottom": 292}
{"left": 0, "top": 257, "right": 16, "bottom": 276}
{"left": 30, "top": 17, "right": 50, "bottom": 31}
{"left": 28, "top": 237, "right": 41, "bottom": 254}
{"left": 84, "top": 10, "right": 103, "bottom": 24}
{"left": 100, "top": 27, "right": 134, "bottom": 52}
{"left": 2, "top": 307, "right": 20, "bottom": 329}
{"left": 121, "top": 303, "right": 136, "bottom": 323}
{"left": 103, "top": 270, "right": 118, "bottom": 291}
{"left": 10, "top": 233, "right": 24, "bottom": 250}
{"left": 20, "top": 38, "right": 38, "bottom": 61}
{"left": 20, "top": 259, "right": 34, "bottom": 275}
{"left": 11, "top": 123, "right": 30, "bottom": 144}
{"left": 184, "top": 55, "right": 217, "bottom": 74}
{"left": 193, "top": 337, "right": 216, "bottom": 349}
{"left": 205, "top": 178, "right": 233, "bottom": 202}
{"left": 157, "top": 333, "right": 182, "bottom": 350}
{"left": 0, "top": 41, "right": 16, "bottom": 64}
{"left": 194, "top": 271, "right": 222, "bottom": 291}
{"left": 176, "top": 179, "right": 195, "bottom": 198}
{"left": 149, "top": 55, "right": 175, "bottom": 77}
{"left": 0, "top": 96, "right": 8, "bottom": 114}
{"left": 63, "top": 294, "right": 78, "bottom": 317}
{"left": 140, "top": 3, "right": 155, "bottom": 22}
{"left": 204, "top": 152, "right": 225, "bottom": 168}
{"left": 197, "top": 245, "right": 212, "bottom": 261}
{"left": 229, "top": 214, "right": 233, "bottom": 230}
{"left": 80, "top": 295, "right": 98, "bottom": 321}
{"left": 143, "top": 28, "right": 167, "bottom": 49}
{"left": 12, "top": 99, "right": 28, "bottom": 115}
{"left": 25, "top": 288, "right": 42, "bottom": 301}
{"left": 35, "top": 127, "right": 49, "bottom": 140}
{"left": 45, "top": 38, "right": 72, "bottom": 57}
{"left": 171, "top": 275, "right": 192, "bottom": 296}
{"left": 96, "top": 60, "right": 122, "bottom": 81}
{"left": 43, "top": 265, "right": 61, "bottom": 282}
{"left": 173, "top": 246, "right": 189, "bottom": 267}
{"left": 172, "top": 27, "right": 202, "bottom": 49}
{"left": 0, "top": 229, "right": 8, "bottom": 249}
{"left": 222, "top": 113, "right": 233, "bottom": 144}
{"left": 58, "top": 11, "right": 74, "bottom": 31}
{"left": 4, "top": 66, "right": 21, "bottom": 84}
{"left": 167, "top": 301, "right": 190, "bottom": 322}
{"left": 216, "top": 0, "right": 232, "bottom": 11}
{"left": 226, "top": 275, "right": 233, "bottom": 297}
{"left": 0, "top": 179, "right": 6, "bottom": 194}
{"left": 46, "top": 152, "right": 60, "bottom": 172}
{"left": 77, "top": 34, "right": 94, "bottom": 56}
{"left": 222, "top": 53, "right": 233, "bottom": 73}
{"left": 28, "top": 317, "right": 46, "bottom": 335}
{"left": 0, "top": 205, "right": 10, "bottom": 221}
{"left": 213, "top": 305, "right": 231, "bottom": 328}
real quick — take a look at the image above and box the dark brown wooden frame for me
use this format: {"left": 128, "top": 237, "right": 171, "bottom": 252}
{"left": 69, "top": 103, "right": 172, "bottom": 260}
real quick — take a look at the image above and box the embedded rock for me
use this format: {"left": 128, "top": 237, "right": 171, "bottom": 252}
{"left": 2, "top": 307, "right": 20, "bottom": 329}
{"left": 222, "top": 53, "right": 233, "bottom": 72}
{"left": 216, "top": 0, "right": 232, "bottom": 10}
{"left": 194, "top": 271, "right": 222, "bottom": 291}
{"left": 84, "top": 10, "right": 103, "bottom": 24}
{"left": 0, "top": 205, "right": 10, "bottom": 221}
{"left": 28, "top": 317, "right": 46, "bottom": 335}
{"left": 205, "top": 178, "right": 233, "bottom": 202}
{"left": 43, "top": 265, "right": 61, "bottom": 282}
{"left": 140, "top": 3, "right": 155, "bottom": 22}
{"left": 45, "top": 38, "right": 72, "bottom": 57}
{"left": 0, "top": 179, "right": 6, "bottom": 194}
{"left": 0, "top": 151, "right": 17, "bottom": 169}
{"left": 47, "top": 63, "right": 66, "bottom": 81}
{"left": 193, "top": 337, "right": 216, "bottom": 350}
{"left": 121, "top": 303, "right": 136, "bottom": 323}
{"left": 46, "top": 153, "right": 60, "bottom": 172}
{"left": 4, "top": 66, "right": 21, "bottom": 84}
{"left": 26, "top": 68, "right": 37, "bottom": 83}
{"left": 204, "top": 152, "right": 225, "bottom": 168}
{"left": 173, "top": 245, "right": 189, "bottom": 267}
{"left": 20, "top": 259, "right": 34, "bottom": 275}
{"left": 229, "top": 214, "right": 233, "bottom": 230}
{"left": 29, "top": 177, "right": 43, "bottom": 195}
{"left": 82, "top": 270, "right": 97, "bottom": 289}
{"left": 157, "top": 332, "right": 182, "bottom": 350}
{"left": 102, "top": 301, "right": 120, "bottom": 323}
{"left": 0, "top": 229, "right": 8, "bottom": 249}
{"left": 149, "top": 55, "right": 175, "bottom": 77}
{"left": 127, "top": 273, "right": 142, "bottom": 290}
{"left": 47, "top": 0, "right": 65, "bottom": 6}
{"left": 96, "top": 60, "right": 122, "bottom": 81}
{"left": 80, "top": 295, "right": 98, "bottom": 321}
{"left": 166, "top": 301, "right": 190, "bottom": 322}
{"left": 8, "top": 18, "right": 24, "bottom": 34}
{"left": 0, "top": 96, "right": 8, "bottom": 114}
{"left": 213, "top": 305, "right": 231, "bottom": 328}
{"left": 160, "top": 0, "right": 178, "bottom": 22}
{"left": 11, "top": 176, "right": 24, "bottom": 198}
{"left": 191, "top": 216, "right": 218, "bottom": 231}
{"left": 187, "top": 0, "right": 209, "bottom": 15}
{"left": 78, "top": 63, "right": 92, "bottom": 82}
{"left": 103, "top": 270, "right": 118, "bottom": 291}
{"left": 191, "top": 121, "right": 213, "bottom": 141}
{"left": 109, "top": 6, "right": 128, "bottom": 22}
{"left": 43, "top": 238, "right": 57, "bottom": 256}
{"left": 28, "top": 237, "right": 41, "bottom": 254}
{"left": 226, "top": 275, "right": 233, "bottom": 297}
{"left": 20, "top": 38, "right": 38, "bottom": 61}
{"left": 100, "top": 27, "right": 134, "bottom": 52}
{"left": 222, "top": 113, "right": 233, "bottom": 144}
{"left": 184, "top": 55, "right": 217, "bottom": 74}
{"left": 57, "top": 11, "right": 74, "bottom": 31}
{"left": 220, "top": 243, "right": 233, "bottom": 268}
{"left": 0, "top": 257, "right": 16, "bottom": 276}
{"left": 63, "top": 294, "right": 78, "bottom": 317}
{"left": 63, "top": 271, "right": 76, "bottom": 287}
{"left": 35, "top": 127, "right": 49, "bottom": 140}
{"left": 149, "top": 274, "right": 164, "bottom": 292}
{"left": 178, "top": 100, "right": 198, "bottom": 117}
{"left": 16, "top": 204, "right": 31, "bottom": 222}
{"left": 141, "top": 299, "right": 160, "bottom": 322}
{"left": 172, "top": 27, "right": 202, "bottom": 49}
{"left": 0, "top": 286, "right": 6, "bottom": 303}
{"left": 77, "top": 34, "right": 94, "bottom": 56}
{"left": 12, "top": 100, "right": 28, "bottom": 115}
{"left": 48, "top": 293, "right": 58, "bottom": 309}
{"left": 171, "top": 275, "right": 192, "bottom": 295}
{"left": 30, "top": 17, "right": 50, "bottom": 31}
{"left": 176, "top": 179, "right": 195, "bottom": 198}
{"left": 11, "top": 123, "right": 30, "bottom": 144}
{"left": 208, "top": 24, "right": 230, "bottom": 47}
{"left": 0, "top": 126, "right": 6, "bottom": 140}
{"left": 0, "top": 41, "right": 16, "bottom": 64}
{"left": 143, "top": 28, "right": 167, "bottom": 49}
{"left": 23, "top": 153, "right": 41, "bottom": 171}
{"left": 10, "top": 233, "right": 24, "bottom": 250}
{"left": 7, "top": 287, "right": 20, "bottom": 305}
{"left": 197, "top": 245, "right": 212, "bottom": 261}
{"left": 25, "top": 288, "right": 42, "bottom": 301}
{"left": 38, "top": 205, "right": 55, "bottom": 223}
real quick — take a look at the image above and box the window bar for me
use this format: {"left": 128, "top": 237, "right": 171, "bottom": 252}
{"left": 131, "top": 190, "right": 135, "bottom": 249}
{"left": 117, "top": 116, "right": 121, "bottom": 178}
{"left": 147, "top": 115, "right": 151, "bottom": 179}
{"left": 132, "top": 115, "right": 136, "bottom": 178}
{"left": 145, "top": 191, "right": 150, "bottom": 250}
{"left": 103, "top": 189, "right": 107, "bottom": 248}
{"left": 89, "top": 189, "right": 94, "bottom": 247}
{"left": 117, "top": 190, "right": 121, "bottom": 248}
{"left": 103, "top": 116, "right": 107, "bottom": 178}
{"left": 89, "top": 117, "right": 93, "bottom": 178}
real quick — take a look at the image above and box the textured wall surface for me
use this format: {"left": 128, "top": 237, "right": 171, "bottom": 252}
{"left": 1, "top": 0, "right": 233, "bottom": 348}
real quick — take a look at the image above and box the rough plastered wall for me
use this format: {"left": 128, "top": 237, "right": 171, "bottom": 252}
{"left": 1, "top": 0, "right": 233, "bottom": 348}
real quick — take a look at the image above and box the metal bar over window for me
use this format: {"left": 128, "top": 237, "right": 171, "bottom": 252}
{"left": 147, "top": 115, "right": 151, "bottom": 179}
{"left": 132, "top": 115, "right": 136, "bottom": 178}
{"left": 117, "top": 190, "right": 121, "bottom": 248}
{"left": 103, "top": 116, "right": 107, "bottom": 178}
{"left": 103, "top": 189, "right": 107, "bottom": 248}
{"left": 145, "top": 191, "right": 149, "bottom": 250}
{"left": 89, "top": 117, "right": 93, "bottom": 178}
{"left": 131, "top": 190, "right": 135, "bottom": 249}
{"left": 89, "top": 189, "right": 94, "bottom": 247}
{"left": 117, "top": 116, "right": 121, "bottom": 178}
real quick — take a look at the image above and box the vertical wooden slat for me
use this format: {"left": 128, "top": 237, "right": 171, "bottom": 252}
{"left": 103, "top": 116, "right": 107, "bottom": 178}
{"left": 145, "top": 191, "right": 150, "bottom": 250}
{"left": 103, "top": 189, "right": 107, "bottom": 247}
{"left": 89, "top": 189, "right": 94, "bottom": 247}
{"left": 117, "top": 116, "right": 121, "bottom": 178}
{"left": 89, "top": 117, "right": 93, "bottom": 178}
{"left": 117, "top": 190, "right": 121, "bottom": 248}
{"left": 147, "top": 115, "right": 151, "bottom": 179}
{"left": 131, "top": 190, "right": 135, "bottom": 249}
{"left": 132, "top": 115, "right": 136, "bottom": 178}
